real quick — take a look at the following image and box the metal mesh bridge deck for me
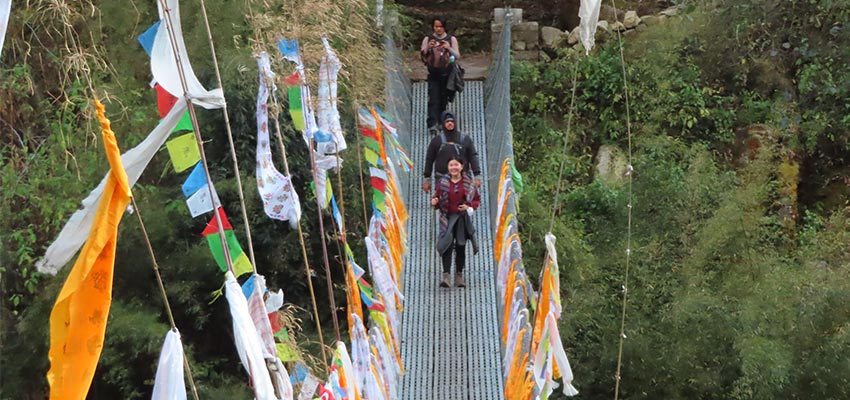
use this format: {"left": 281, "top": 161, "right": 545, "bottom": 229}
{"left": 399, "top": 81, "right": 505, "bottom": 400}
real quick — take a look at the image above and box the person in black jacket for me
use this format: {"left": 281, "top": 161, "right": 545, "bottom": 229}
{"left": 421, "top": 17, "right": 460, "bottom": 134}
{"left": 422, "top": 111, "right": 481, "bottom": 193}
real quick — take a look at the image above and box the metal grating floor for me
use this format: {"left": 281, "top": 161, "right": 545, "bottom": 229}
{"left": 400, "top": 81, "right": 505, "bottom": 400}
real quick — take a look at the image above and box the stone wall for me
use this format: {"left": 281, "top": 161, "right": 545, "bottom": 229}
{"left": 491, "top": 4, "right": 685, "bottom": 61}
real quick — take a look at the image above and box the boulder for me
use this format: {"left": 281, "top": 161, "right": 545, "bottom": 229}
{"left": 641, "top": 15, "right": 664, "bottom": 26}
{"left": 623, "top": 11, "right": 641, "bottom": 29}
{"left": 599, "top": 5, "right": 625, "bottom": 23}
{"left": 514, "top": 41, "right": 527, "bottom": 51}
{"left": 541, "top": 26, "right": 565, "bottom": 48}
{"left": 612, "top": 21, "right": 626, "bottom": 32}
{"left": 595, "top": 145, "right": 628, "bottom": 186}
{"left": 493, "top": 8, "right": 523, "bottom": 25}
{"left": 597, "top": 20, "right": 610, "bottom": 32}
{"left": 635, "top": 23, "right": 648, "bottom": 33}
{"left": 567, "top": 27, "right": 581, "bottom": 45}
{"left": 660, "top": 6, "right": 679, "bottom": 17}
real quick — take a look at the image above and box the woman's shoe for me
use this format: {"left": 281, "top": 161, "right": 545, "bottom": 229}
{"left": 455, "top": 272, "right": 466, "bottom": 288}
{"left": 440, "top": 272, "right": 451, "bottom": 288}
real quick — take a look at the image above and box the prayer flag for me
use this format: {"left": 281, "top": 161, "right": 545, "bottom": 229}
{"left": 165, "top": 132, "right": 201, "bottom": 172}
{"left": 202, "top": 208, "right": 252, "bottom": 277}
{"left": 186, "top": 183, "right": 220, "bottom": 218}
{"left": 277, "top": 38, "right": 300, "bottom": 63}
{"left": 224, "top": 271, "right": 278, "bottom": 399}
{"left": 256, "top": 53, "right": 302, "bottom": 226}
{"left": 173, "top": 111, "right": 193, "bottom": 133}
{"left": 181, "top": 162, "right": 207, "bottom": 197}
{"left": 283, "top": 71, "right": 301, "bottom": 86}
{"left": 137, "top": 21, "right": 161, "bottom": 58}
{"left": 151, "top": 329, "right": 187, "bottom": 400}
{"left": 579, "top": 0, "right": 602, "bottom": 55}
{"left": 289, "top": 86, "right": 305, "bottom": 131}
{"left": 155, "top": 83, "right": 179, "bottom": 118}
{"left": 47, "top": 100, "right": 132, "bottom": 399}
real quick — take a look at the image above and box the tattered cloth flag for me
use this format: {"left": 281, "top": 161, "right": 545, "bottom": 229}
{"left": 256, "top": 52, "right": 301, "bottom": 227}
{"left": 532, "top": 311, "right": 578, "bottom": 397}
{"left": 151, "top": 329, "right": 188, "bottom": 400}
{"left": 313, "top": 152, "right": 342, "bottom": 210}
{"left": 223, "top": 271, "right": 279, "bottom": 400}
{"left": 151, "top": 0, "right": 224, "bottom": 109}
{"left": 36, "top": 98, "right": 189, "bottom": 275}
{"left": 276, "top": 37, "right": 300, "bottom": 64}
{"left": 1, "top": 0, "right": 13, "bottom": 59}
{"left": 579, "top": 0, "right": 602, "bottom": 55}
{"left": 316, "top": 37, "right": 346, "bottom": 154}
{"left": 202, "top": 208, "right": 253, "bottom": 277}
{"left": 47, "top": 100, "right": 132, "bottom": 399}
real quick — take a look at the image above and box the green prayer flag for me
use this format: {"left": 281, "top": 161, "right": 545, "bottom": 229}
{"left": 364, "top": 147, "right": 379, "bottom": 166}
{"left": 511, "top": 162, "right": 524, "bottom": 193}
{"left": 205, "top": 230, "right": 246, "bottom": 272}
{"left": 288, "top": 86, "right": 305, "bottom": 131}
{"left": 173, "top": 111, "right": 194, "bottom": 133}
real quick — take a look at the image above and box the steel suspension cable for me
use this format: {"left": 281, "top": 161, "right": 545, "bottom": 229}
{"left": 548, "top": 61, "right": 581, "bottom": 233}
{"left": 610, "top": 1, "right": 635, "bottom": 398}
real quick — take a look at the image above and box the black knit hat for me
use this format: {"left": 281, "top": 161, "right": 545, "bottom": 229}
{"left": 441, "top": 111, "right": 456, "bottom": 123}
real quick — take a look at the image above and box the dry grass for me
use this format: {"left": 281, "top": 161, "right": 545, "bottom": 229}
{"left": 246, "top": 0, "right": 385, "bottom": 109}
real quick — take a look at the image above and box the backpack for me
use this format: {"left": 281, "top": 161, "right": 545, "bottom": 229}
{"left": 438, "top": 132, "right": 464, "bottom": 161}
{"left": 423, "top": 35, "right": 454, "bottom": 74}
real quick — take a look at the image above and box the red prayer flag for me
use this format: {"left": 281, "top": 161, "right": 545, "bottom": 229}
{"left": 201, "top": 207, "right": 234, "bottom": 236}
{"left": 154, "top": 84, "right": 179, "bottom": 118}
{"left": 283, "top": 72, "right": 301, "bottom": 86}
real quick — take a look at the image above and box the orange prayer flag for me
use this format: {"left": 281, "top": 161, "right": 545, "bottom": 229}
{"left": 47, "top": 100, "right": 132, "bottom": 399}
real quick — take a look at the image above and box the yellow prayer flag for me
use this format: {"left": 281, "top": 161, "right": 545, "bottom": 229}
{"left": 232, "top": 252, "right": 253, "bottom": 278}
{"left": 165, "top": 132, "right": 201, "bottom": 172}
{"left": 47, "top": 100, "right": 132, "bottom": 400}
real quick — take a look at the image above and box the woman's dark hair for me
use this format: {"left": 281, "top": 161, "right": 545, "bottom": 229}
{"left": 447, "top": 154, "right": 465, "bottom": 165}
{"left": 431, "top": 17, "right": 448, "bottom": 31}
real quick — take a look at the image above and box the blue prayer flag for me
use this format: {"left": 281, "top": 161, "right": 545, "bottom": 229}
{"left": 137, "top": 21, "right": 161, "bottom": 57}
{"left": 182, "top": 162, "right": 207, "bottom": 197}
{"left": 276, "top": 38, "right": 299, "bottom": 63}
{"left": 241, "top": 275, "right": 256, "bottom": 299}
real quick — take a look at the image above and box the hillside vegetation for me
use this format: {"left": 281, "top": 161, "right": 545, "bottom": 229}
{"left": 510, "top": 1, "right": 850, "bottom": 398}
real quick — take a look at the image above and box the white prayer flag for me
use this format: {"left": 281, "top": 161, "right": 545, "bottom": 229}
{"left": 186, "top": 183, "right": 221, "bottom": 218}
{"left": 36, "top": 99, "right": 189, "bottom": 275}
{"left": 152, "top": 329, "right": 188, "bottom": 400}
{"left": 224, "top": 271, "right": 279, "bottom": 400}
{"left": 579, "top": 0, "right": 602, "bottom": 55}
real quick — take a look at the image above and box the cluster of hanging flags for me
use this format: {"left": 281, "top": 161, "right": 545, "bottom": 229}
{"left": 495, "top": 158, "right": 579, "bottom": 399}
{"left": 35, "top": 0, "right": 415, "bottom": 396}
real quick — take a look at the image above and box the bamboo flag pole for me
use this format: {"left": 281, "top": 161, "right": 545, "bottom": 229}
{"left": 267, "top": 79, "right": 331, "bottom": 370}
{"left": 130, "top": 197, "right": 201, "bottom": 400}
{"left": 157, "top": 0, "right": 236, "bottom": 277}
{"left": 294, "top": 42, "right": 342, "bottom": 344}
{"left": 196, "top": 0, "right": 258, "bottom": 272}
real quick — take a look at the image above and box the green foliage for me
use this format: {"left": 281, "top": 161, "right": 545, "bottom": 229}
{"left": 511, "top": 2, "right": 850, "bottom": 398}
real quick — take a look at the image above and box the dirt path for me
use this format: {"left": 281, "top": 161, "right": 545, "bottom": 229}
{"left": 404, "top": 51, "right": 492, "bottom": 81}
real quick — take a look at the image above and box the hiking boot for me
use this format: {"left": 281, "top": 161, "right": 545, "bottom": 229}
{"left": 440, "top": 273, "right": 451, "bottom": 288}
{"left": 455, "top": 272, "right": 466, "bottom": 288}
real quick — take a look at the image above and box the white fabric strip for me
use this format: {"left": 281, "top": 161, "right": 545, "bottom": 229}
{"left": 36, "top": 99, "right": 189, "bottom": 274}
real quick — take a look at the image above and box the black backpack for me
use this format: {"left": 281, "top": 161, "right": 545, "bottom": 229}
{"left": 423, "top": 35, "right": 454, "bottom": 74}
{"left": 438, "top": 132, "right": 464, "bottom": 160}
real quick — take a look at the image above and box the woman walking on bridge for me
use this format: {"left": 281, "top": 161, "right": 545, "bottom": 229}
{"left": 431, "top": 155, "right": 479, "bottom": 288}
{"left": 421, "top": 16, "right": 460, "bottom": 135}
